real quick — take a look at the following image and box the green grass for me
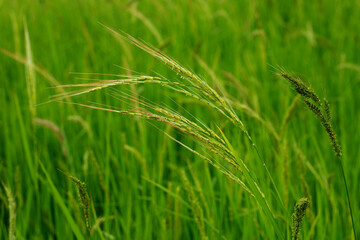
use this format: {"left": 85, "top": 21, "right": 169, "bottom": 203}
{"left": 1, "top": 0, "right": 360, "bottom": 239}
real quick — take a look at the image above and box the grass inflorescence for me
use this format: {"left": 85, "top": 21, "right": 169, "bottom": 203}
{"left": 280, "top": 71, "right": 356, "bottom": 239}
{"left": 56, "top": 27, "right": 284, "bottom": 239}
{"left": 58, "top": 170, "right": 90, "bottom": 230}
{"left": 69, "top": 176, "right": 90, "bottom": 230}
{"left": 291, "top": 197, "right": 310, "bottom": 240}
{"left": 280, "top": 72, "right": 341, "bottom": 157}
{"left": 1, "top": 2, "right": 358, "bottom": 238}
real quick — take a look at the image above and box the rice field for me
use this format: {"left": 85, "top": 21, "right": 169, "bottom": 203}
{"left": 0, "top": 0, "right": 359, "bottom": 239}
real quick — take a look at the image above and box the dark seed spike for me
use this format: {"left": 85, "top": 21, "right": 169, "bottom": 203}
{"left": 324, "top": 98, "right": 331, "bottom": 121}
{"left": 58, "top": 170, "right": 91, "bottom": 230}
{"left": 280, "top": 72, "right": 342, "bottom": 158}
{"left": 304, "top": 99, "right": 322, "bottom": 119}
{"left": 281, "top": 73, "right": 320, "bottom": 105}
{"left": 68, "top": 177, "right": 90, "bottom": 229}
{"left": 291, "top": 197, "right": 310, "bottom": 240}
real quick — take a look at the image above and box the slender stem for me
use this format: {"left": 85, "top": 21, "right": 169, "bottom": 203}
{"left": 338, "top": 156, "right": 357, "bottom": 240}
{"left": 246, "top": 136, "right": 290, "bottom": 238}
{"left": 250, "top": 140, "right": 289, "bottom": 219}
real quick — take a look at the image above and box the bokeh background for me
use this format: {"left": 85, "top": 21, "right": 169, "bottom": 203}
{"left": 0, "top": 0, "right": 359, "bottom": 239}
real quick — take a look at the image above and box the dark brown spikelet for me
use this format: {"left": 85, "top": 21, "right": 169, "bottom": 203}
{"left": 69, "top": 176, "right": 90, "bottom": 229}
{"left": 280, "top": 72, "right": 341, "bottom": 158}
{"left": 291, "top": 197, "right": 310, "bottom": 240}
{"left": 323, "top": 123, "right": 341, "bottom": 157}
{"left": 281, "top": 71, "right": 357, "bottom": 239}
{"left": 281, "top": 73, "right": 320, "bottom": 105}
{"left": 304, "top": 99, "right": 322, "bottom": 118}
{"left": 324, "top": 98, "right": 331, "bottom": 121}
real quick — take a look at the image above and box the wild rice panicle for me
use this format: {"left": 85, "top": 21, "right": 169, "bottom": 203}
{"left": 280, "top": 73, "right": 320, "bottom": 105}
{"left": 280, "top": 72, "right": 321, "bottom": 105}
{"left": 51, "top": 76, "right": 162, "bottom": 101}
{"left": 281, "top": 71, "right": 357, "bottom": 239}
{"left": 70, "top": 102, "right": 253, "bottom": 195}
{"left": 280, "top": 72, "right": 341, "bottom": 157}
{"left": 324, "top": 98, "right": 331, "bottom": 121}
{"left": 291, "top": 197, "right": 310, "bottom": 240}
{"left": 58, "top": 170, "right": 91, "bottom": 230}
{"left": 304, "top": 99, "right": 322, "bottom": 118}
{"left": 103, "top": 25, "right": 248, "bottom": 135}
{"left": 56, "top": 27, "right": 282, "bottom": 239}
{"left": 69, "top": 176, "right": 90, "bottom": 229}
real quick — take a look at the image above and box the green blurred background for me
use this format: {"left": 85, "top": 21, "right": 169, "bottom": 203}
{"left": 0, "top": 0, "right": 359, "bottom": 239}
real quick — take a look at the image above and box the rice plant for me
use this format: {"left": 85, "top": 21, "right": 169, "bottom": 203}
{"left": 280, "top": 71, "right": 357, "bottom": 240}
{"left": 55, "top": 26, "right": 285, "bottom": 239}
{"left": 1, "top": 1, "right": 358, "bottom": 239}
{"left": 58, "top": 169, "right": 91, "bottom": 230}
{"left": 291, "top": 197, "right": 310, "bottom": 240}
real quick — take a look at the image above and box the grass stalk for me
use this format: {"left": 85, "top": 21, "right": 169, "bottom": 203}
{"left": 39, "top": 161, "right": 84, "bottom": 239}
{"left": 55, "top": 27, "right": 285, "bottom": 239}
{"left": 280, "top": 71, "right": 357, "bottom": 240}
{"left": 2, "top": 183, "right": 16, "bottom": 240}
{"left": 291, "top": 197, "right": 310, "bottom": 240}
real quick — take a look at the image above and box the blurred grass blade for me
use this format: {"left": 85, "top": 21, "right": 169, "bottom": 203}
{"left": 24, "top": 20, "right": 36, "bottom": 121}
{"left": 15, "top": 96, "right": 37, "bottom": 187}
{"left": 217, "top": 126, "right": 284, "bottom": 239}
{"left": 2, "top": 183, "right": 16, "bottom": 240}
{"left": 39, "top": 161, "right": 85, "bottom": 240}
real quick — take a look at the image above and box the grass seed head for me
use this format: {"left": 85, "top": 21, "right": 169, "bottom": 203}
{"left": 58, "top": 170, "right": 91, "bottom": 230}
{"left": 291, "top": 197, "right": 310, "bottom": 240}
{"left": 281, "top": 72, "right": 341, "bottom": 158}
{"left": 324, "top": 98, "right": 331, "bottom": 121}
{"left": 69, "top": 176, "right": 90, "bottom": 229}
